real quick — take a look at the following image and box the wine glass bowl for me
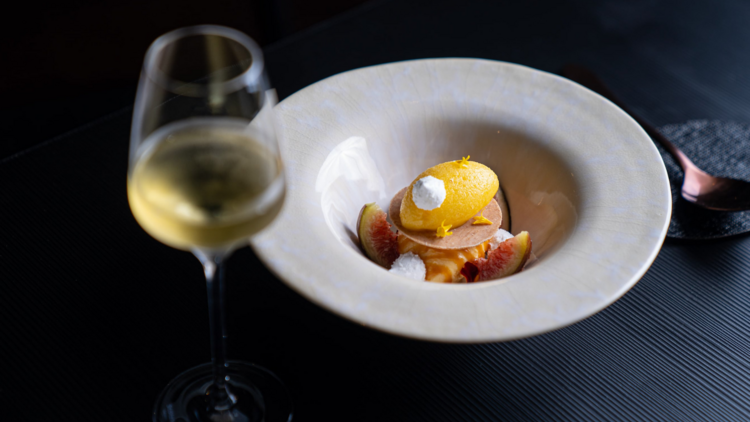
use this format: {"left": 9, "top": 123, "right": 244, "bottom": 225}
{"left": 129, "top": 26, "right": 284, "bottom": 254}
{"left": 127, "top": 25, "right": 291, "bottom": 422}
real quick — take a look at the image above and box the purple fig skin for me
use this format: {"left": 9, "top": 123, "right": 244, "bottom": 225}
{"left": 356, "top": 204, "right": 367, "bottom": 250}
{"left": 461, "top": 231, "right": 531, "bottom": 282}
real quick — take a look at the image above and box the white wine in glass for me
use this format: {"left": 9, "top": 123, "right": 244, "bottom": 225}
{"left": 129, "top": 118, "right": 284, "bottom": 250}
{"left": 128, "top": 26, "right": 291, "bottom": 422}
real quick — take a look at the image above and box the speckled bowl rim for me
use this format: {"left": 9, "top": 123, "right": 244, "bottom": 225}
{"left": 251, "top": 58, "right": 672, "bottom": 343}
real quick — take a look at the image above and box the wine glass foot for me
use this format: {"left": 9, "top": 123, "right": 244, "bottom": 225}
{"left": 153, "top": 361, "right": 293, "bottom": 422}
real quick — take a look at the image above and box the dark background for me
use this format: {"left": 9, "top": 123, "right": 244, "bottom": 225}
{"left": 1, "top": 0, "right": 370, "bottom": 158}
{"left": 7, "top": 1, "right": 750, "bottom": 421}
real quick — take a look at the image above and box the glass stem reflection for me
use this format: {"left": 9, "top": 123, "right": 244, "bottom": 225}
{"left": 199, "top": 250, "right": 237, "bottom": 410}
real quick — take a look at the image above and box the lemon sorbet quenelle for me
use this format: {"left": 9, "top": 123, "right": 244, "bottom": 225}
{"left": 357, "top": 157, "right": 532, "bottom": 284}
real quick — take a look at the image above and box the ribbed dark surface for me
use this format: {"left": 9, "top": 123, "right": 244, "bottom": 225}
{"left": 5, "top": 0, "right": 750, "bottom": 420}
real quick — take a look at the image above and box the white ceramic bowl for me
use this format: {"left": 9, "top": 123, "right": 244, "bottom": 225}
{"left": 251, "top": 58, "right": 671, "bottom": 342}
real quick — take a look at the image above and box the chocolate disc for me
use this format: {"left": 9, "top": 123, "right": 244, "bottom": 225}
{"left": 389, "top": 187, "right": 502, "bottom": 250}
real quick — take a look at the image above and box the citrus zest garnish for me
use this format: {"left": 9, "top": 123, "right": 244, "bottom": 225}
{"left": 472, "top": 210, "right": 493, "bottom": 225}
{"left": 456, "top": 155, "right": 470, "bottom": 168}
{"left": 436, "top": 220, "right": 453, "bottom": 238}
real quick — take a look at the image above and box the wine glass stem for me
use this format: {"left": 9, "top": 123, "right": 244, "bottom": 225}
{"left": 203, "top": 254, "right": 229, "bottom": 390}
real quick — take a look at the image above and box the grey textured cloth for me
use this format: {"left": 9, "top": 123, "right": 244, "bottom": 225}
{"left": 656, "top": 120, "right": 750, "bottom": 239}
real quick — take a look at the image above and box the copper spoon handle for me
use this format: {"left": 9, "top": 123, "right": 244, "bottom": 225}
{"left": 560, "top": 64, "right": 704, "bottom": 175}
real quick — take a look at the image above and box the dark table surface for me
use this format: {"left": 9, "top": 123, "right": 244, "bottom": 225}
{"left": 5, "top": 0, "right": 750, "bottom": 420}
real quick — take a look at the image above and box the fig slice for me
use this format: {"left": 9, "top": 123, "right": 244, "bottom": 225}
{"left": 357, "top": 203, "right": 399, "bottom": 269}
{"left": 461, "top": 231, "right": 531, "bottom": 282}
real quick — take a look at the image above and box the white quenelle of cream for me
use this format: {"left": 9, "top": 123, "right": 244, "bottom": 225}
{"left": 490, "top": 228, "right": 514, "bottom": 250}
{"left": 389, "top": 252, "right": 426, "bottom": 281}
{"left": 412, "top": 176, "right": 446, "bottom": 210}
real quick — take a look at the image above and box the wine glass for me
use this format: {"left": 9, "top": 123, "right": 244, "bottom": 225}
{"left": 127, "top": 25, "right": 291, "bottom": 422}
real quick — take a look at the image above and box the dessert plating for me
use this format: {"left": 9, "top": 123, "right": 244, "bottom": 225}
{"left": 357, "top": 158, "right": 531, "bottom": 283}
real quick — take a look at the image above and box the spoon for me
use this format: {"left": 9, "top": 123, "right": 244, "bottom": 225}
{"left": 561, "top": 64, "right": 750, "bottom": 212}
